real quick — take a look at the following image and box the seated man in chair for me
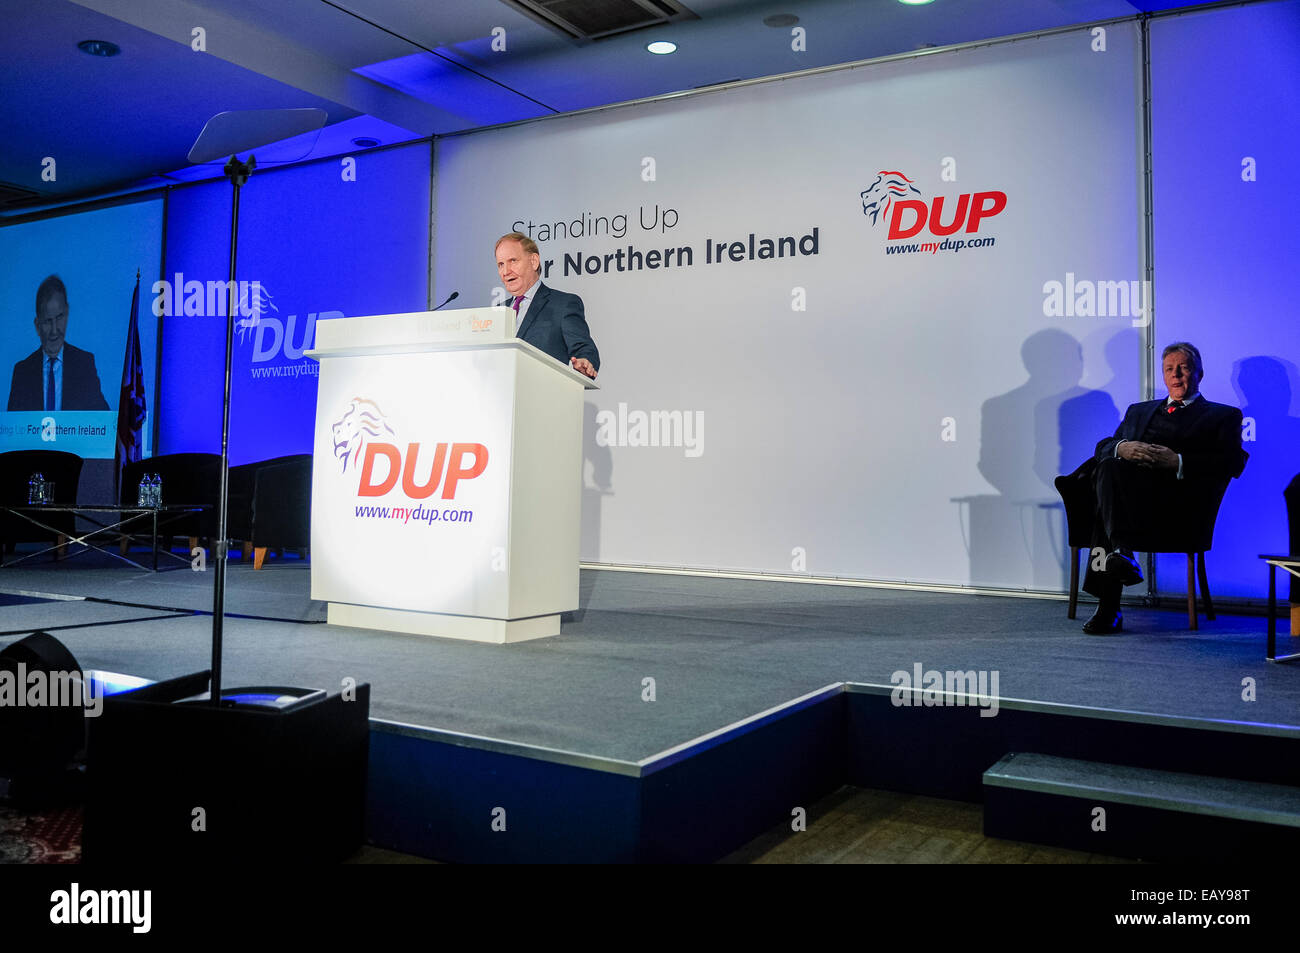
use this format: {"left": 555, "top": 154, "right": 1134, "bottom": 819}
{"left": 1081, "top": 342, "right": 1247, "bottom": 634}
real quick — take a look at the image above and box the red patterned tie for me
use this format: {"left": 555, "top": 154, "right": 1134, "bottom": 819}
{"left": 1166, "top": 400, "right": 1183, "bottom": 415}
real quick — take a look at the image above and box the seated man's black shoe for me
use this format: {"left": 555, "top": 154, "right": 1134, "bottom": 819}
{"left": 1105, "top": 551, "right": 1143, "bottom": 587}
{"left": 1082, "top": 606, "right": 1123, "bottom": 635}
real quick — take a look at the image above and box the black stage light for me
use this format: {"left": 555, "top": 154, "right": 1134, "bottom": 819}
{"left": 83, "top": 672, "right": 370, "bottom": 862}
{"left": 0, "top": 632, "right": 88, "bottom": 805}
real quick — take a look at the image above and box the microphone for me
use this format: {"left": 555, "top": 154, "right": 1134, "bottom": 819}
{"left": 432, "top": 291, "right": 459, "bottom": 311}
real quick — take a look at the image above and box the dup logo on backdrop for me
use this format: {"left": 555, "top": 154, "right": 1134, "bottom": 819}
{"left": 860, "top": 169, "right": 1007, "bottom": 242}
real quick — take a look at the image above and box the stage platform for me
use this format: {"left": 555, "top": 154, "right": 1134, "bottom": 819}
{"left": 2, "top": 553, "right": 1298, "bottom": 862}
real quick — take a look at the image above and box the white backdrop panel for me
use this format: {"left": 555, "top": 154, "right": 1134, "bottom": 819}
{"left": 433, "top": 25, "right": 1144, "bottom": 589}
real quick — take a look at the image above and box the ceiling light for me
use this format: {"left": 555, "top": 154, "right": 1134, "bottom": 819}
{"left": 763, "top": 14, "right": 799, "bottom": 27}
{"left": 898, "top": 0, "right": 936, "bottom": 5}
{"left": 647, "top": 41, "right": 677, "bottom": 55}
{"left": 351, "top": 137, "right": 380, "bottom": 148}
{"left": 77, "top": 39, "right": 121, "bottom": 57}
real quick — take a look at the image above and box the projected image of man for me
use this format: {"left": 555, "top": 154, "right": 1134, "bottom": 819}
{"left": 495, "top": 232, "right": 600, "bottom": 380}
{"left": 7, "top": 275, "right": 109, "bottom": 412}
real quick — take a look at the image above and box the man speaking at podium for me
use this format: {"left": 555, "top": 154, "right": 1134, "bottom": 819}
{"left": 495, "top": 232, "right": 600, "bottom": 380}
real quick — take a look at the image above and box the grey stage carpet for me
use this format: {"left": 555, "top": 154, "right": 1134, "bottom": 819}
{"left": 0, "top": 550, "right": 321, "bottom": 621}
{"left": 1, "top": 560, "right": 1296, "bottom": 762}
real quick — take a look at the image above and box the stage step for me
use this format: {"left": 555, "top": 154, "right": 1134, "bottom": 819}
{"left": 983, "top": 752, "right": 1300, "bottom": 860}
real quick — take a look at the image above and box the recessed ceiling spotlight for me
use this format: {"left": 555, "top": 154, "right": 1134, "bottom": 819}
{"left": 899, "top": 0, "right": 936, "bottom": 5}
{"left": 77, "top": 39, "right": 121, "bottom": 57}
{"left": 351, "top": 137, "right": 380, "bottom": 148}
{"left": 647, "top": 41, "right": 677, "bottom": 55}
{"left": 763, "top": 14, "right": 799, "bottom": 27}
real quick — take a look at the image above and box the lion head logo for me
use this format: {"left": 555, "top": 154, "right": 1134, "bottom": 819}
{"left": 235, "top": 282, "right": 278, "bottom": 343}
{"left": 860, "top": 171, "right": 921, "bottom": 227}
{"left": 331, "top": 398, "right": 395, "bottom": 473}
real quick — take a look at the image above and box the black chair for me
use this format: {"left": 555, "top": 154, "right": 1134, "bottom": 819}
{"left": 226, "top": 456, "right": 278, "bottom": 547}
{"left": 119, "top": 452, "right": 222, "bottom": 553}
{"left": 0, "top": 450, "right": 83, "bottom": 558}
{"left": 227, "top": 454, "right": 312, "bottom": 568}
{"left": 249, "top": 455, "right": 312, "bottom": 569}
{"left": 1055, "top": 455, "right": 1242, "bottom": 630}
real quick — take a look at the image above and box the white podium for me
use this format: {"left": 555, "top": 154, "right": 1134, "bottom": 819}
{"left": 306, "top": 307, "right": 597, "bottom": 643}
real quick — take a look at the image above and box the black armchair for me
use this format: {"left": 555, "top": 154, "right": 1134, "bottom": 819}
{"left": 227, "top": 455, "right": 286, "bottom": 545}
{"left": 119, "top": 452, "right": 222, "bottom": 552}
{"left": 0, "top": 450, "right": 83, "bottom": 557}
{"left": 227, "top": 454, "right": 312, "bottom": 569}
{"left": 1055, "top": 456, "right": 1239, "bottom": 629}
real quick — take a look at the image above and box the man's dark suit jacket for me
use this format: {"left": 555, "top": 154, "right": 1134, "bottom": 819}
{"left": 1093, "top": 397, "right": 1247, "bottom": 482}
{"left": 517, "top": 284, "right": 600, "bottom": 372}
{"left": 7, "top": 344, "right": 110, "bottom": 412}
{"left": 1064, "top": 395, "right": 1246, "bottom": 568}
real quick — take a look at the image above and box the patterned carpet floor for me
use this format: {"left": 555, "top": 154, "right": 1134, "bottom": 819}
{"left": 0, "top": 803, "right": 82, "bottom": 864}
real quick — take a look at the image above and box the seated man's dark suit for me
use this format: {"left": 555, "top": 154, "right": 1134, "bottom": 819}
{"left": 7, "top": 344, "right": 110, "bottom": 412}
{"left": 1082, "top": 395, "right": 1247, "bottom": 597}
{"left": 517, "top": 284, "right": 600, "bottom": 372}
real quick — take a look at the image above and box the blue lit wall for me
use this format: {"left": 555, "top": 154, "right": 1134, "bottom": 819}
{"left": 158, "top": 142, "right": 430, "bottom": 464}
{"left": 1150, "top": 2, "right": 1300, "bottom": 599}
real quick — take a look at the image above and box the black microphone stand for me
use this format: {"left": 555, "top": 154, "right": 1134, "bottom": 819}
{"left": 210, "top": 153, "right": 256, "bottom": 707}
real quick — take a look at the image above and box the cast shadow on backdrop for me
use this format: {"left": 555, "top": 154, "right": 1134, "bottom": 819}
{"left": 960, "top": 328, "right": 1120, "bottom": 590}
{"left": 1206, "top": 355, "right": 1300, "bottom": 587}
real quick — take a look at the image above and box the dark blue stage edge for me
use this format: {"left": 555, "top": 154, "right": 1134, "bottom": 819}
{"left": 364, "top": 683, "right": 1300, "bottom": 863}
{"left": 983, "top": 752, "right": 1300, "bottom": 859}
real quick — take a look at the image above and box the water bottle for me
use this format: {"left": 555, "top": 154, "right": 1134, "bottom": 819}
{"left": 28, "top": 472, "right": 38, "bottom": 504}
{"left": 152, "top": 473, "right": 163, "bottom": 507}
{"left": 138, "top": 473, "right": 150, "bottom": 507}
